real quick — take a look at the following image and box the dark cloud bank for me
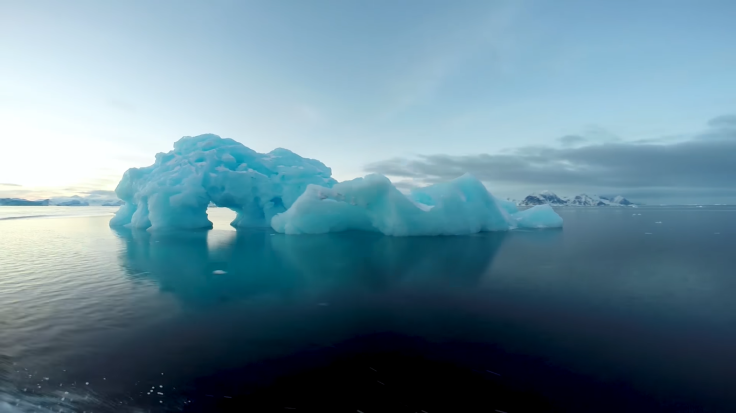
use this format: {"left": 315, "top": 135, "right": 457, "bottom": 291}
{"left": 365, "top": 115, "right": 736, "bottom": 204}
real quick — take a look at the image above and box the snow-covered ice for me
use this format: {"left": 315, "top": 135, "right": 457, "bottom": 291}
{"left": 110, "top": 134, "right": 563, "bottom": 235}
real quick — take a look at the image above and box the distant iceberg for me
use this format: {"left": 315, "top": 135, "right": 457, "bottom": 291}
{"left": 511, "top": 204, "right": 563, "bottom": 229}
{"left": 110, "top": 134, "right": 562, "bottom": 234}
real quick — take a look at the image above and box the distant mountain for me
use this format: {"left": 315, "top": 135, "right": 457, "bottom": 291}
{"left": 50, "top": 195, "right": 121, "bottom": 206}
{"left": 56, "top": 199, "right": 90, "bottom": 206}
{"left": 0, "top": 198, "right": 50, "bottom": 206}
{"left": 519, "top": 191, "right": 569, "bottom": 206}
{"left": 610, "top": 195, "right": 633, "bottom": 206}
{"left": 568, "top": 194, "right": 610, "bottom": 206}
{"left": 518, "top": 191, "right": 635, "bottom": 207}
{"left": 1, "top": 194, "right": 123, "bottom": 207}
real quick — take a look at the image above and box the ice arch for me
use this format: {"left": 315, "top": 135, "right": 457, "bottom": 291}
{"left": 110, "top": 134, "right": 337, "bottom": 230}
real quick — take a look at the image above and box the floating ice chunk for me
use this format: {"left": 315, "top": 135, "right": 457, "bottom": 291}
{"left": 271, "top": 174, "right": 529, "bottom": 235}
{"left": 655, "top": 221, "right": 662, "bottom": 224}
{"left": 511, "top": 205, "right": 564, "bottom": 229}
{"left": 212, "top": 270, "right": 227, "bottom": 275}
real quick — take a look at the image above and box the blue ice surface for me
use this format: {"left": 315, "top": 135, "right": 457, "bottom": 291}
{"left": 110, "top": 134, "right": 562, "bottom": 234}
{"left": 511, "top": 204, "right": 564, "bottom": 229}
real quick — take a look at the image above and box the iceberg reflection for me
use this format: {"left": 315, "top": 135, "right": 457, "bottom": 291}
{"left": 111, "top": 228, "right": 508, "bottom": 308}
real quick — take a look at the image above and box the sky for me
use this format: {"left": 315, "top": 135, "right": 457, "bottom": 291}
{"left": 1, "top": 0, "right": 735, "bottom": 204}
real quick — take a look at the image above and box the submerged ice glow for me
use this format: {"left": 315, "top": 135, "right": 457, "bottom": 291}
{"left": 110, "top": 134, "right": 562, "bottom": 234}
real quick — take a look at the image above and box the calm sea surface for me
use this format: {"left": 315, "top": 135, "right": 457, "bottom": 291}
{"left": 1, "top": 206, "right": 735, "bottom": 412}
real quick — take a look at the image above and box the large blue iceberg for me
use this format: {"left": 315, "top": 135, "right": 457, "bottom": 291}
{"left": 110, "top": 134, "right": 563, "bottom": 234}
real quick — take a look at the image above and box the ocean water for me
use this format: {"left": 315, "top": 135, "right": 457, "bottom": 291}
{"left": 0, "top": 206, "right": 735, "bottom": 412}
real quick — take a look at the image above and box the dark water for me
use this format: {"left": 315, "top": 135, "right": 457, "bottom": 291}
{"left": 1, "top": 207, "right": 735, "bottom": 412}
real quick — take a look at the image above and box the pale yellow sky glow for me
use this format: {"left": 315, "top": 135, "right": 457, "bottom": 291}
{"left": 0, "top": 110, "right": 141, "bottom": 199}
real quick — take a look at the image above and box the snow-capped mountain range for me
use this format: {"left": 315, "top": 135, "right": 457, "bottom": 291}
{"left": 0, "top": 195, "right": 123, "bottom": 207}
{"left": 517, "top": 191, "right": 635, "bottom": 207}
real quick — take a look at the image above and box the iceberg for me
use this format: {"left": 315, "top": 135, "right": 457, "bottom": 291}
{"left": 110, "top": 134, "right": 336, "bottom": 231}
{"left": 511, "top": 204, "right": 564, "bottom": 229}
{"left": 272, "top": 173, "right": 518, "bottom": 235}
{"left": 110, "top": 134, "right": 563, "bottom": 234}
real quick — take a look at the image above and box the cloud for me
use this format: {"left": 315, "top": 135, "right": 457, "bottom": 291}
{"left": 557, "top": 135, "right": 587, "bottom": 147}
{"left": 391, "top": 180, "right": 422, "bottom": 192}
{"left": 83, "top": 189, "right": 117, "bottom": 197}
{"left": 364, "top": 115, "right": 736, "bottom": 202}
{"left": 0, "top": 183, "right": 22, "bottom": 187}
{"left": 707, "top": 114, "right": 736, "bottom": 129}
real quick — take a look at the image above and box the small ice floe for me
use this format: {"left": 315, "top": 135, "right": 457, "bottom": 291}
{"left": 377, "top": 381, "right": 384, "bottom": 385}
{"left": 212, "top": 270, "right": 227, "bottom": 275}
{"left": 645, "top": 233, "right": 653, "bottom": 235}
{"left": 486, "top": 370, "right": 501, "bottom": 376}
{"left": 655, "top": 221, "right": 662, "bottom": 224}
{"left": 317, "top": 302, "right": 329, "bottom": 306}
{"left": 369, "top": 367, "right": 377, "bottom": 372}
{"left": 714, "top": 232, "right": 721, "bottom": 235}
